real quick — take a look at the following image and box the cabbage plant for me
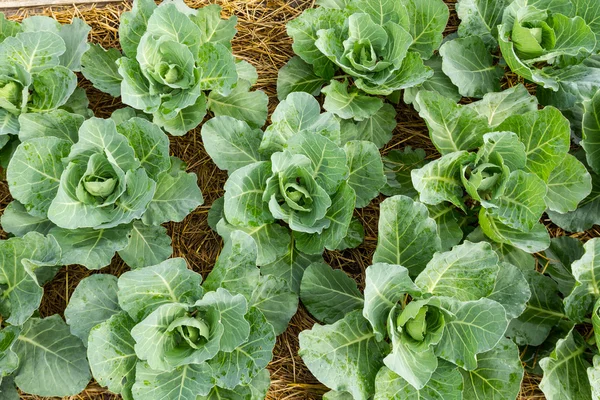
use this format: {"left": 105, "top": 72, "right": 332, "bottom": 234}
{"left": 386, "top": 86, "right": 592, "bottom": 254}
{"left": 201, "top": 92, "right": 385, "bottom": 268}
{"left": 81, "top": 0, "right": 268, "bottom": 135}
{"left": 2, "top": 110, "right": 203, "bottom": 270}
{"left": 276, "top": 0, "right": 449, "bottom": 147}
{"left": 0, "top": 13, "right": 92, "bottom": 161}
{"left": 63, "top": 231, "right": 295, "bottom": 400}
{"left": 298, "top": 195, "right": 530, "bottom": 400}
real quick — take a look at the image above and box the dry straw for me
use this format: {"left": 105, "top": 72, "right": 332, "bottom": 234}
{"left": 1, "top": 0, "right": 597, "bottom": 399}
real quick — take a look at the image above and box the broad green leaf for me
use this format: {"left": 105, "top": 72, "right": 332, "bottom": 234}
{"left": 440, "top": 37, "right": 503, "bottom": 98}
{"left": 0, "top": 201, "right": 54, "bottom": 237}
{"left": 201, "top": 116, "right": 265, "bottom": 173}
{"left": 571, "top": 0, "right": 600, "bottom": 44}
{"left": 277, "top": 56, "right": 328, "bottom": 101}
{"left": 466, "top": 84, "right": 539, "bottom": 128}
{"left": 488, "top": 262, "right": 531, "bottom": 319}
{"left": 145, "top": 3, "right": 201, "bottom": 54}
{"left": 300, "top": 262, "right": 363, "bottom": 324}
{"left": 14, "top": 315, "right": 90, "bottom": 397}
{"left": 87, "top": 312, "right": 136, "bottom": 398}
{"left": 250, "top": 274, "right": 298, "bottom": 335}
{"left": 0, "top": 110, "right": 19, "bottom": 136}
{"left": 363, "top": 263, "right": 421, "bottom": 341}
{"left": 7, "top": 137, "right": 71, "bottom": 217}
{"left": 477, "top": 131, "right": 527, "bottom": 171}
{"left": 18, "top": 109, "right": 83, "bottom": 144}
{"left": 323, "top": 390, "right": 354, "bottom": 400}
{"left": 381, "top": 147, "right": 426, "bottom": 198}
{"left": 81, "top": 43, "right": 122, "bottom": 97}
{"left": 461, "top": 337, "right": 524, "bottom": 400}
{"left": 132, "top": 361, "right": 213, "bottom": 400}
{"left": 262, "top": 243, "right": 323, "bottom": 296}
{"left": 427, "top": 203, "right": 464, "bottom": 250}
{"left": 0, "top": 233, "right": 61, "bottom": 325}
{"left": 415, "top": 241, "right": 499, "bottom": 300}
{"left": 119, "top": 0, "right": 156, "bottom": 57}
{"left": 415, "top": 90, "right": 491, "bottom": 154}
{"left": 373, "top": 195, "right": 442, "bottom": 276}
{"left": 374, "top": 363, "right": 463, "bottom": 400}
{"left": 209, "top": 308, "right": 275, "bottom": 389}
{"left": 153, "top": 93, "right": 207, "bottom": 137}
{"left": 29, "top": 66, "right": 77, "bottom": 112}
{"left": 196, "top": 42, "right": 237, "bottom": 95}
{"left": 50, "top": 225, "right": 130, "bottom": 270}
{"left": 412, "top": 151, "right": 475, "bottom": 210}
{"left": 203, "top": 230, "right": 260, "bottom": 300}
{"left": 118, "top": 222, "right": 172, "bottom": 270}
{"left": 545, "top": 154, "right": 592, "bottom": 213}
{"left": 299, "top": 310, "right": 389, "bottom": 400}
{"left": 582, "top": 90, "right": 600, "bottom": 174}
{"left": 64, "top": 274, "right": 120, "bottom": 345}
{"left": 118, "top": 258, "right": 203, "bottom": 321}
{"left": 192, "top": 4, "right": 237, "bottom": 48}
{"left": 403, "top": 55, "right": 461, "bottom": 110}
{"left": 223, "top": 161, "right": 274, "bottom": 227}
{"left": 479, "top": 210, "right": 550, "bottom": 253}
{"left": 58, "top": 18, "right": 90, "bottom": 72}
{"left": 506, "top": 269, "right": 565, "bottom": 346}
{"left": 335, "top": 217, "right": 364, "bottom": 251}
{"left": 589, "top": 356, "right": 600, "bottom": 400}
{"left": 142, "top": 168, "right": 203, "bottom": 226}
{"left": 0, "top": 32, "right": 64, "bottom": 73}
{"left": 322, "top": 80, "right": 383, "bottom": 121}
{"left": 485, "top": 170, "right": 548, "bottom": 231}
{"left": 344, "top": 140, "right": 385, "bottom": 207}
{"left": 216, "top": 219, "right": 290, "bottom": 266}
{"left": 436, "top": 297, "right": 508, "bottom": 370}
{"left": 0, "top": 13, "right": 21, "bottom": 41}
{"left": 563, "top": 238, "right": 600, "bottom": 318}
{"left": 341, "top": 103, "right": 397, "bottom": 148}
{"left": 398, "top": 0, "right": 449, "bottom": 59}
{"left": 540, "top": 329, "right": 592, "bottom": 400}
{"left": 117, "top": 57, "right": 161, "bottom": 114}
{"left": 198, "top": 369, "right": 270, "bottom": 400}
{"left": 543, "top": 236, "right": 583, "bottom": 296}
{"left": 456, "top": 0, "right": 508, "bottom": 48}
{"left": 207, "top": 82, "right": 268, "bottom": 129}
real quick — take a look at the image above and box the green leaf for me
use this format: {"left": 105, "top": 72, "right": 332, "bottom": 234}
{"left": 373, "top": 195, "right": 442, "bottom": 276}
{"left": 440, "top": 36, "right": 503, "bottom": 98}
{"left": 207, "top": 84, "right": 267, "bottom": 129}
{"left": 50, "top": 225, "right": 131, "bottom": 270}
{"left": 14, "top": 315, "right": 91, "bottom": 397}
{"left": 192, "top": 4, "right": 237, "bottom": 48}
{"left": 477, "top": 131, "right": 527, "bottom": 171}
{"left": 363, "top": 263, "right": 421, "bottom": 341}
{"left": 145, "top": 3, "right": 201, "bottom": 55}
{"left": 344, "top": 140, "right": 385, "bottom": 208}
{"left": 132, "top": 361, "right": 213, "bottom": 400}
{"left": 466, "top": 84, "right": 539, "bottom": 128}
{"left": 398, "top": 0, "right": 449, "bottom": 59}
{"left": 198, "top": 369, "right": 270, "bottom": 400}
{"left": 415, "top": 90, "right": 491, "bottom": 154}
{"left": 58, "top": 18, "right": 90, "bottom": 72}
{"left": 196, "top": 43, "right": 237, "bottom": 95}
{"left": 153, "top": 93, "right": 207, "bottom": 137}
{"left": 374, "top": 362, "right": 463, "bottom": 400}
{"left": 404, "top": 55, "right": 461, "bottom": 110}
{"left": 381, "top": 147, "right": 426, "bottom": 197}
{"left": 7, "top": 137, "right": 71, "bottom": 217}
{"left": 0, "top": 32, "right": 64, "bottom": 73}
{"left": 488, "top": 262, "right": 531, "bottom": 319}
{"left": 209, "top": 308, "right": 275, "bottom": 389}
{"left": 341, "top": 103, "right": 397, "bottom": 148}
{"left": 543, "top": 236, "right": 583, "bottom": 296}
{"left": 436, "top": 297, "right": 508, "bottom": 370}
{"left": 64, "top": 274, "right": 120, "bottom": 345}
{"left": 81, "top": 44, "right": 121, "bottom": 96}
{"left": 87, "top": 312, "right": 136, "bottom": 398}
{"left": 582, "top": 90, "right": 600, "bottom": 174}
{"left": 30, "top": 66, "right": 77, "bottom": 111}
{"left": 460, "top": 337, "right": 524, "bottom": 400}
{"left": 261, "top": 242, "right": 323, "bottom": 294}
{"left": 201, "top": 116, "right": 265, "bottom": 173}
{"left": 300, "top": 262, "right": 363, "bottom": 324}
{"left": 118, "top": 258, "right": 203, "bottom": 321}
{"left": 456, "top": 0, "right": 508, "bottom": 48}
{"left": 250, "top": 274, "right": 298, "bottom": 335}
{"left": 540, "top": 329, "right": 592, "bottom": 400}
{"left": 427, "top": 203, "right": 465, "bottom": 250}
{"left": 119, "top": 0, "right": 156, "bottom": 58}
{"left": 479, "top": 210, "right": 550, "bottom": 253}
{"left": 0, "top": 201, "right": 54, "bottom": 237}
{"left": 117, "top": 56, "right": 161, "bottom": 114}
{"left": 277, "top": 56, "right": 328, "bottom": 101}
{"left": 564, "top": 238, "right": 600, "bottom": 318}
{"left": 0, "top": 233, "right": 61, "bottom": 325}
{"left": 299, "top": 310, "right": 389, "bottom": 400}
{"left": 545, "top": 154, "right": 592, "bottom": 213}
{"left": 18, "top": 109, "right": 83, "bottom": 144}
{"left": 322, "top": 80, "right": 384, "bottom": 121}
{"left": 118, "top": 222, "right": 172, "bottom": 270}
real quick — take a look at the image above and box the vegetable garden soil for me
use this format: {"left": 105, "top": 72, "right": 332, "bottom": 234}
{"left": 0, "top": 0, "right": 598, "bottom": 399}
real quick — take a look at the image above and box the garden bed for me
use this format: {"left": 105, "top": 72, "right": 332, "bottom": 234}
{"left": 2, "top": 0, "right": 598, "bottom": 399}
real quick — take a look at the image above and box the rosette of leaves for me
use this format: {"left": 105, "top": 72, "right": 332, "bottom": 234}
{"left": 0, "top": 13, "right": 92, "bottom": 161}
{"left": 297, "top": 195, "right": 530, "bottom": 400}
{"left": 387, "top": 86, "right": 592, "bottom": 254}
{"left": 63, "top": 232, "right": 294, "bottom": 399}
{"left": 201, "top": 92, "right": 386, "bottom": 268}
{"left": 2, "top": 110, "right": 203, "bottom": 270}
{"left": 0, "top": 233, "right": 91, "bottom": 398}
{"left": 277, "top": 0, "right": 449, "bottom": 146}
{"left": 81, "top": 0, "right": 268, "bottom": 135}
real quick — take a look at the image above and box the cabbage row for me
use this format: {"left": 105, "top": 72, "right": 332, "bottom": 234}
{"left": 0, "top": 0, "right": 599, "bottom": 399}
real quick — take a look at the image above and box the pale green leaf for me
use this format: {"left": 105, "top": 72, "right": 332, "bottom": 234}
{"left": 29, "top": 66, "right": 77, "bottom": 112}
{"left": 344, "top": 140, "right": 385, "bottom": 208}
{"left": 0, "top": 32, "right": 64, "bottom": 73}
{"left": 479, "top": 210, "right": 550, "bottom": 253}
{"left": 374, "top": 363, "right": 463, "bottom": 400}
{"left": 545, "top": 153, "right": 592, "bottom": 213}
{"left": 250, "top": 274, "right": 298, "bottom": 335}
{"left": 277, "top": 56, "right": 328, "bottom": 101}
{"left": 456, "top": 0, "right": 508, "bottom": 48}
{"left": 466, "top": 84, "right": 539, "bottom": 128}
{"left": 132, "top": 361, "right": 213, "bottom": 400}
{"left": 118, "top": 222, "right": 172, "bottom": 270}
{"left": 18, "top": 109, "right": 83, "bottom": 144}
{"left": 398, "top": 0, "right": 449, "bottom": 59}
{"left": 192, "top": 4, "right": 237, "bottom": 48}
{"left": 322, "top": 80, "right": 383, "bottom": 121}
{"left": 0, "top": 201, "right": 54, "bottom": 237}
{"left": 582, "top": 90, "right": 600, "bottom": 174}
{"left": 81, "top": 44, "right": 121, "bottom": 96}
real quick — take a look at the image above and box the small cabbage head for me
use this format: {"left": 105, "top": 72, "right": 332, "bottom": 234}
{"left": 396, "top": 300, "right": 445, "bottom": 348}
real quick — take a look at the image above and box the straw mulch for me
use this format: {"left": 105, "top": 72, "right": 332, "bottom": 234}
{"left": 2, "top": 0, "right": 598, "bottom": 399}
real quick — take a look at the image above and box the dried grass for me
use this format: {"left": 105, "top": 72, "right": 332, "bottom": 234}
{"left": 1, "top": 1, "right": 596, "bottom": 399}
